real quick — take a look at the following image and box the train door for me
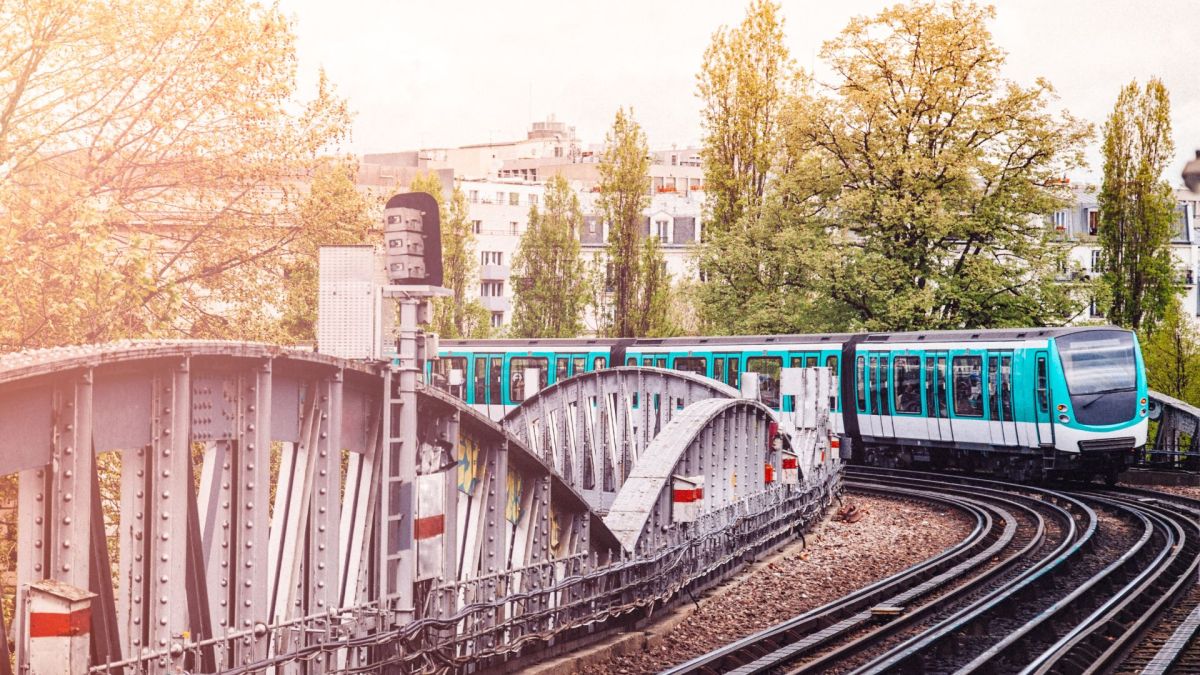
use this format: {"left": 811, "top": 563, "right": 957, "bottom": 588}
{"left": 878, "top": 355, "right": 895, "bottom": 438}
{"left": 472, "top": 354, "right": 503, "bottom": 418}
{"left": 934, "top": 354, "right": 953, "bottom": 441}
{"left": 924, "top": 355, "right": 940, "bottom": 441}
{"left": 867, "top": 355, "right": 881, "bottom": 437}
{"left": 986, "top": 354, "right": 1004, "bottom": 445}
{"left": 1000, "top": 354, "right": 1018, "bottom": 445}
{"left": 1033, "top": 351, "right": 1054, "bottom": 446}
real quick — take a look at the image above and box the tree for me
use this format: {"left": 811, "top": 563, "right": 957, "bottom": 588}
{"left": 510, "top": 174, "right": 589, "bottom": 337}
{"left": 1141, "top": 300, "right": 1200, "bottom": 406}
{"left": 633, "top": 236, "right": 677, "bottom": 337}
{"left": 696, "top": 0, "right": 793, "bottom": 235}
{"left": 407, "top": 172, "right": 490, "bottom": 338}
{"left": 0, "top": 0, "right": 350, "bottom": 349}
{"left": 1098, "top": 78, "right": 1178, "bottom": 332}
{"left": 279, "top": 159, "right": 378, "bottom": 343}
{"left": 776, "top": 1, "right": 1090, "bottom": 331}
{"left": 596, "top": 107, "right": 664, "bottom": 337}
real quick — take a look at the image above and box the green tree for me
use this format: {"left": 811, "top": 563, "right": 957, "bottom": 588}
{"left": 1098, "top": 78, "right": 1178, "bottom": 332}
{"left": 0, "top": 0, "right": 350, "bottom": 349}
{"left": 1141, "top": 300, "right": 1200, "bottom": 406}
{"left": 510, "top": 174, "right": 589, "bottom": 337}
{"left": 696, "top": 0, "right": 793, "bottom": 235}
{"left": 596, "top": 107, "right": 661, "bottom": 337}
{"left": 279, "top": 159, "right": 378, "bottom": 343}
{"left": 633, "top": 236, "right": 677, "bottom": 337}
{"left": 777, "top": 1, "right": 1089, "bottom": 331}
{"left": 407, "top": 172, "right": 490, "bottom": 338}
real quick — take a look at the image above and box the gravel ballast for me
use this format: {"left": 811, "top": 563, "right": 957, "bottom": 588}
{"left": 571, "top": 492, "right": 975, "bottom": 674}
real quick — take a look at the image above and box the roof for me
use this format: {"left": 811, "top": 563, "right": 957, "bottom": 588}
{"left": 440, "top": 327, "right": 1129, "bottom": 351}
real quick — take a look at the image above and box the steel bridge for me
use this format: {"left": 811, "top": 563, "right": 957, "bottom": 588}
{"left": 0, "top": 341, "right": 838, "bottom": 674}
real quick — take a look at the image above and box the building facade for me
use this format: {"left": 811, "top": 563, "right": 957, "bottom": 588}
{"left": 1054, "top": 186, "right": 1200, "bottom": 322}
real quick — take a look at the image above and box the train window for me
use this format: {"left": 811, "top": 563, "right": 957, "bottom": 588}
{"left": 595, "top": 357, "right": 607, "bottom": 369}
{"left": 936, "top": 357, "right": 948, "bottom": 418}
{"left": 791, "top": 356, "right": 803, "bottom": 368}
{"left": 856, "top": 356, "right": 866, "bottom": 412}
{"left": 489, "top": 360, "right": 502, "bottom": 404}
{"left": 1001, "top": 355, "right": 1014, "bottom": 420}
{"left": 556, "top": 357, "right": 570, "bottom": 383}
{"left": 746, "top": 357, "right": 782, "bottom": 408}
{"left": 573, "top": 357, "right": 586, "bottom": 374}
{"left": 953, "top": 356, "right": 984, "bottom": 417}
{"left": 987, "top": 356, "right": 999, "bottom": 420}
{"left": 434, "top": 357, "right": 467, "bottom": 398}
{"left": 879, "top": 357, "right": 890, "bottom": 415}
{"left": 806, "top": 356, "right": 818, "bottom": 369}
{"left": 893, "top": 356, "right": 921, "bottom": 414}
{"left": 655, "top": 357, "right": 668, "bottom": 369}
{"left": 474, "top": 358, "right": 488, "bottom": 403}
{"left": 509, "top": 357, "right": 548, "bottom": 403}
{"left": 727, "top": 357, "right": 741, "bottom": 388}
{"left": 675, "top": 357, "right": 707, "bottom": 376}
{"left": 626, "top": 357, "right": 636, "bottom": 366}
{"left": 1036, "top": 356, "right": 1049, "bottom": 413}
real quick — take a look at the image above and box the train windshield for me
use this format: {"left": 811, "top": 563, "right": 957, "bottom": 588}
{"left": 1056, "top": 331, "right": 1136, "bottom": 396}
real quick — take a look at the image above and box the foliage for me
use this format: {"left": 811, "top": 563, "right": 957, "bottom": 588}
{"left": 0, "top": 0, "right": 351, "bottom": 349}
{"left": 701, "top": 1, "right": 1090, "bottom": 333}
{"left": 1098, "top": 78, "right": 1178, "bottom": 332}
{"left": 696, "top": 0, "right": 793, "bottom": 235}
{"left": 1141, "top": 299, "right": 1200, "bottom": 406}
{"left": 633, "top": 236, "right": 677, "bottom": 337}
{"left": 596, "top": 107, "right": 671, "bottom": 337}
{"left": 407, "top": 172, "right": 490, "bottom": 338}
{"left": 279, "top": 159, "right": 379, "bottom": 343}
{"left": 510, "top": 174, "right": 589, "bottom": 337}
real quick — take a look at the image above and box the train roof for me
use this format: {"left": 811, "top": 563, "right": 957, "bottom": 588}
{"left": 440, "top": 326, "right": 1127, "bottom": 349}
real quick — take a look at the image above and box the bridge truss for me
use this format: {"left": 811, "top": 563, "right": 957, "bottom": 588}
{"left": 0, "top": 342, "right": 838, "bottom": 674}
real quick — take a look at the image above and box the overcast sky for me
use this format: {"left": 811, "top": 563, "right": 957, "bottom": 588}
{"left": 278, "top": 0, "right": 1200, "bottom": 185}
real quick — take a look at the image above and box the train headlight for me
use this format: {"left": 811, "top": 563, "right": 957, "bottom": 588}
{"left": 1140, "top": 397, "right": 1147, "bottom": 405}
{"left": 1058, "top": 414, "right": 1070, "bottom": 423}
{"left": 1056, "top": 404, "right": 1067, "bottom": 412}
{"left": 1141, "top": 408, "right": 1147, "bottom": 416}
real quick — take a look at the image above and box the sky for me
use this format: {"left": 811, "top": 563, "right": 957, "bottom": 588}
{"left": 278, "top": 0, "right": 1200, "bottom": 185}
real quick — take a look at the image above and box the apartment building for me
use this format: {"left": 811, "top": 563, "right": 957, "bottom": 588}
{"left": 1054, "top": 185, "right": 1200, "bottom": 321}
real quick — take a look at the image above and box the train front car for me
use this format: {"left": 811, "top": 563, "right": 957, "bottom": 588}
{"left": 1047, "top": 328, "right": 1148, "bottom": 482}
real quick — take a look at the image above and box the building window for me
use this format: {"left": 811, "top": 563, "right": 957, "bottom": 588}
{"left": 491, "top": 312, "right": 503, "bottom": 328}
{"left": 469, "top": 190, "right": 478, "bottom": 203}
{"left": 481, "top": 251, "right": 503, "bottom": 266}
{"left": 472, "top": 220, "right": 482, "bottom": 234}
{"left": 1089, "top": 297, "right": 1103, "bottom": 318}
{"left": 528, "top": 194, "right": 538, "bottom": 207}
{"left": 653, "top": 219, "right": 671, "bottom": 242}
{"left": 508, "top": 192, "right": 519, "bottom": 206}
{"left": 1091, "top": 250, "right": 1103, "bottom": 273}
{"left": 1052, "top": 210, "right": 1066, "bottom": 230}
{"left": 510, "top": 221, "right": 519, "bottom": 235}
{"left": 495, "top": 191, "right": 504, "bottom": 204}
{"left": 1088, "top": 210, "right": 1099, "bottom": 236}
{"left": 481, "top": 281, "right": 504, "bottom": 297}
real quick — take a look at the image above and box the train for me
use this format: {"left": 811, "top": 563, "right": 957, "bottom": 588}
{"left": 425, "top": 327, "right": 1148, "bottom": 483}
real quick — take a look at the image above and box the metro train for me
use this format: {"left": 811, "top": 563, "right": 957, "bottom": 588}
{"left": 426, "top": 327, "right": 1148, "bottom": 482}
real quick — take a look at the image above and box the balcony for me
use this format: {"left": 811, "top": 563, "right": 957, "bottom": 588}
{"left": 480, "top": 264, "right": 510, "bottom": 281}
{"left": 480, "top": 296, "right": 510, "bottom": 313}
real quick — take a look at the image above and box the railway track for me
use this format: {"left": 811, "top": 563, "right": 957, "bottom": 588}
{"left": 667, "top": 467, "right": 1200, "bottom": 675}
